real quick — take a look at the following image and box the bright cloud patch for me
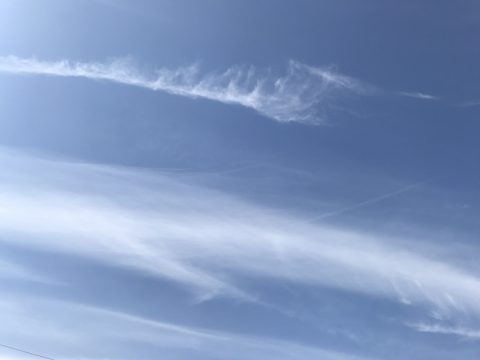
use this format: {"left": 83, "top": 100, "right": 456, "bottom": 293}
{"left": 0, "top": 56, "right": 368, "bottom": 124}
{"left": 0, "top": 150, "right": 480, "bottom": 316}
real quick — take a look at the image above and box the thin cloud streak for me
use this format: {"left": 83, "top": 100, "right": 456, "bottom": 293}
{"left": 457, "top": 100, "right": 480, "bottom": 107}
{"left": 0, "top": 260, "right": 52, "bottom": 284}
{"left": 308, "top": 179, "right": 430, "bottom": 222}
{"left": 1, "top": 150, "right": 480, "bottom": 316}
{"left": 0, "top": 55, "right": 367, "bottom": 124}
{"left": 410, "top": 323, "right": 480, "bottom": 340}
{"left": 398, "top": 91, "right": 439, "bottom": 100}
{"left": 0, "top": 296, "right": 370, "bottom": 360}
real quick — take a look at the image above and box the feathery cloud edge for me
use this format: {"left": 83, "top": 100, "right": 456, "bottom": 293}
{"left": 0, "top": 55, "right": 368, "bottom": 124}
{"left": 1, "top": 150, "right": 480, "bottom": 317}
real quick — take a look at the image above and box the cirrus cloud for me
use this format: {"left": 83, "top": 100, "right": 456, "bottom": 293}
{"left": 0, "top": 55, "right": 369, "bottom": 124}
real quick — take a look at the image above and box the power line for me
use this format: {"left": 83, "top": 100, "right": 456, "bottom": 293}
{"left": 0, "top": 343, "right": 56, "bottom": 360}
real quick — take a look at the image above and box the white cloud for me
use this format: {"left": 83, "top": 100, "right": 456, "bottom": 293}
{"left": 1, "top": 150, "right": 480, "bottom": 315}
{"left": 398, "top": 91, "right": 439, "bottom": 100}
{"left": 0, "top": 55, "right": 366, "bottom": 124}
{"left": 410, "top": 323, "right": 480, "bottom": 340}
{"left": 0, "top": 296, "right": 370, "bottom": 360}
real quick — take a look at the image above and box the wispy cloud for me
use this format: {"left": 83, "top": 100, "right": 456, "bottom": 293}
{"left": 0, "top": 55, "right": 368, "bottom": 124}
{"left": 456, "top": 100, "right": 480, "bottom": 107}
{"left": 410, "top": 322, "right": 480, "bottom": 340}
{"left": 0, "top": 260, "right": 52, "bottom": 284}
{"left": 308, "top": 179, "right": 429, "bottom": 222}
{"left": 0, "top": 296, "right": 370, "bottom": 360}
{"left": 1, "top": 149, "right": 480, "bottom": 315}
{"left": 398, "top": 91, "right": 439, "bottom": 100}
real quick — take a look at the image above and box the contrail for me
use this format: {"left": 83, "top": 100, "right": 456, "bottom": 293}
{"left": 308, "top": 179, "right": 431, "bottom": 222}
{"left": 0, "top": 343, "right": 56, "bottom": 360}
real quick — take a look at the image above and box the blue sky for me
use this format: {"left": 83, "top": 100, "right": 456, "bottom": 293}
{"left": 1, "top": 1, "right": 480, "bottom": 359}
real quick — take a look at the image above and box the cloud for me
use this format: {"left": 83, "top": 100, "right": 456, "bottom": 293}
{"left": 0, "top": 260, "right": 53, "bottom": 284}
{"left": 409, "top": 323, "right": 480, "bottom": 340}
{"left": 308, "top": 179, "right": 429, "bottom": 222}
{"left": 0, "top": 296, "right": 370, "bottom": 360}
{"left": 0, "top": 344, "right": 54, "bottom": 360}
{"left": 1, "top": 149, "right": 480, "bottom": 316}
{"left": 456, "top": 100, "right": 480, "bottom": 107}
{"left": 0, "top": 55, "right": 367, "bottom": 124}
{"left": 398, "top": 91, "right": 439, "bottom": 100}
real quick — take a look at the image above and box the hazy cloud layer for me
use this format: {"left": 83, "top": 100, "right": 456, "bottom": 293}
{"left": 1, "top": 149, "right": 480, "bottom": 317}
{"left": 0, "top": 260, "right": 52, "bottom": 283}
{"left": 0, "top": 55, "right": 368, "bottom": 124}
{"left": 0, "top": 296, "right": 369, "bottom": 360}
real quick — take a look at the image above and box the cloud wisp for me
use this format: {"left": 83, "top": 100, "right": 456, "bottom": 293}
{"left": 398, "top": 91, "right": 439, "bottom": 101}
{"left": 456, "top": 100, "right": 480, "bottom": 108}
{"left": 308, "top": 179, "right": 430, "bottom": 222}
{"left": 1, "top": 149, "right": 480, "bottom": 316}
{"left": 0, "top": 260, "right": 52, "bottom": 284}
{"left": 0, "top": 55, "right": 368, "bottom": 124}
{"left": 0, "top": 296, "right": 369, "bottom": 360}
{"left": 410, "top": 322, "right": 480, "bottom": 341}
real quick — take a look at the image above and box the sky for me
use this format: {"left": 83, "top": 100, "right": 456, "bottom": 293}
{"left": 1, "top": 1, "right": 480, "bottom": 359}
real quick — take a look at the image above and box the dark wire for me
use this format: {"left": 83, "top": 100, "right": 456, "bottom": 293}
{"left": 0, "top": 343, "right": 56, "bottom": 360}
